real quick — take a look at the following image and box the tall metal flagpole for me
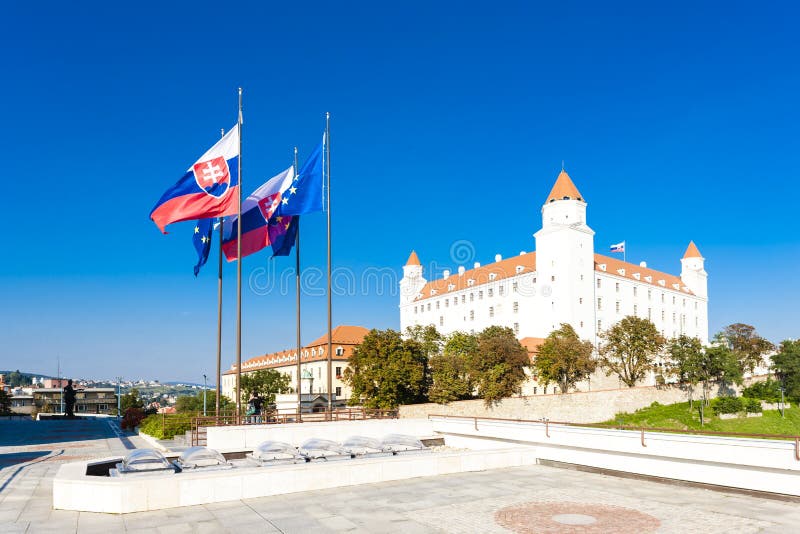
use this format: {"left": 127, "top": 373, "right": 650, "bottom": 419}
{"left": 235, "top": 88, "right": 243, "bottom": 423}
{"left": 216, "top": 129, "right": 225, "bottom": 418}
{"left": 325, "top": 112, "right": 333, "bottom": 412}
{"left": 294, "top": 147, "right": 302, "bottom": 416}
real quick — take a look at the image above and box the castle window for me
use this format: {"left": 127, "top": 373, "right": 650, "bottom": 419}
{"left": 439, "top": 316, "right": 444, "bottom": 326}
{"left": 694, "top": 302, "right": 698, "bottom": 311}
{"left": 682, "top": 299, "right": 686, "bottom": 308}
{"left": 414, "top": 306, "right": 417, "bottom": 314}
{"left": 661, "top": 293, "right": 665, "bottom": 303}
{"left": 672, "top": 296, "right": 676, "bottom": 305}
{"left": 479, "top": 291, "right": 483, "bottom": 300}
{"left": 551, "top": 275, "right": 555, "bottom": 282}
{"left": 470, "top": 293, "right": 474, "bottom": 302}
{"left": 453, "top": 297, "right": 458, "bottom": 306}
{"left": 513, "top": 323, "right": 519, "bottom": 334}
{"left": 427, "top": 303, "right": 431, "bottom": 311}
{"left": 597, "top": 298, "right": 602, "bottom": 311}
{"left": 633, "top": 287, "right": 638, "bottom": 297}
{"left": 499, "top": 286, "right": 505, "bottom": 296}
{"left": 597, "top": 279, "right": 601, "bottom": 289}
{"left": 513, "top": 302, "right": 519, "bottom": 313}
{"left": 512, "top": 282, "right": 518, "bottom": 292}
{"left": 615, "top": 282, "right": 620, "bottom": 292}
{"left": 469, "top": 310, "right": 474, "bottom": 321}
{"left": 445, "top": 299, "right": 449, "bottom": 308}
{"left": 615, "top": 301, "right": 620, "bottom": 313}
{"left": 436, "top": 301, "right": 440, "bottom": 310}
{"left": 648, "top": 289, "right": 652, "bottom": 300}
{"left": 661, "top": 310, "right": 665, "bottom": 321}
{"left": 580, "top": 321, "right": 584, "bottom": 328}
{"left": 489, "top": 306, "right": 495, "bottom": 318}
{"left": 634, "top": 304, "right": 638, "bottom": 316}
{"left": 461, "top": 295, "right": 466, "bottom": 303}
{"left": 488, "top": 288, "right": 494, "bottom": 297}
{"left": 672, "top": 312, "right": 676, "bottom": 323}
{"left": 597, "top": 320, "right": 602, "bottom": 331}
{"left": 648, "top": 308, "right": 652, "bottom": 320}
{"left": 579, "top": 297, "right": 583, "bottom": 305}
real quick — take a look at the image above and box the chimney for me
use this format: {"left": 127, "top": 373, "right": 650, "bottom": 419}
{"left": 639, "top": 261, "right": 647, "bottom": 268}
{"left": 443, "top": 269, "right": 450, "bottom": 280}
{"left": 458, "top": 266, "right": 466, "bottom": 276}
{"left": 473, "top": 262, "right": 480, "bottom": 269}
{"left": 520, "top": 250, "right": 526, "bottom": 255}
{"left": 495, "top": 254, "right": 502, "bottom": 262}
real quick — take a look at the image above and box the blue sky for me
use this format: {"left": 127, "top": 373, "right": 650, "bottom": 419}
{"left": 1, "top": 1, "right": 798, "bottom": 382}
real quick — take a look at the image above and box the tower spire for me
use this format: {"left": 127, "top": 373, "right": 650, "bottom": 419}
{"left": 545, "top": 170, "right": 584, "bottom": 204}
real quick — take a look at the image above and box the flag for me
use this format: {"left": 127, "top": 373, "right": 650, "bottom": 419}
{"left": 221, "top": 167, "right": 297, "bottom": 261}
{"left": 610, "top": 241, "right": 625, "bottom": 253}
{"left": 192, "top": 218, "right": 214, "bottom": 276}
{"left": 274, "top": 135, "right": 325, "bottom": 217}
{"left": 150, "top": 125, "right": 240, "bottom": 233}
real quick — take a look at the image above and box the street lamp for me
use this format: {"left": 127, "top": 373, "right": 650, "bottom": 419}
{"left": 203, "top": 374, "right": 207, "bottom": 417}
{"left": 116, "top": 376, "right": 122, "bottom": 419}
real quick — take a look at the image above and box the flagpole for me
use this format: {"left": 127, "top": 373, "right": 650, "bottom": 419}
{"left": 216, "top": 129, "right": 225, "bottom": 418}
{"left": 325, "top": 112, "right": 333, "bottom": 413}
{"left": 235, "top": 88, "right": 243, "bottom": 424}
{"left": 294, "top": 147, "right": 302, "bottom": 416}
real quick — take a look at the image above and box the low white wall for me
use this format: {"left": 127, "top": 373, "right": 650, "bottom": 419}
{"left": 205, "top": 418, "right": 435, "bottom": 451}
{"left": 53, "top": 447, "right": 538, "bottom": 513}
{"left": 430, "top": 416, "right": 800, "bottom": 495}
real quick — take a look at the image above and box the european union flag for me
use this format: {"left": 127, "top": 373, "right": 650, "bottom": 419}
{"left": 270, "top": 216, "right": 299, "bottom": 257}
{"left": 192, "top": 218, "right": 214, "bottom": 276}
{"left": 276, "top": 135, "right": 324, "bottom": 217}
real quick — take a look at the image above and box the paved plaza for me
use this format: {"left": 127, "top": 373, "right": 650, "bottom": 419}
{"left": 2, "top": 418, "right": 800, "bottom": 533}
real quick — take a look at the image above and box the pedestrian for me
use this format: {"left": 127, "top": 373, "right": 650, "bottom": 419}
{"left": 63, "top": 379, "right": 77, "bottom": 418}
{"left": 252, "top": 393, "right": 263, "bottom": 424}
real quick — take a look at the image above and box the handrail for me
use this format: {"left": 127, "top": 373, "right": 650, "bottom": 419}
{"left": 427, "top": 413, "right": 800, "bottom": 442}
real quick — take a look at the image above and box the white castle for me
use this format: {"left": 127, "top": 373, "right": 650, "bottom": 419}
{"left": 400, "top": 170, "right": 708, "bottom": 364}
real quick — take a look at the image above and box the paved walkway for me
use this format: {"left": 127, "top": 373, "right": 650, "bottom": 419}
{"left": 2, "top": 418, "right": 800, "bottom": 533}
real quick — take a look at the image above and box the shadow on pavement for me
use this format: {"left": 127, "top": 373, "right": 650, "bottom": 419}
{"left": 0, "top": 418, "right": 117, "bottom": 446}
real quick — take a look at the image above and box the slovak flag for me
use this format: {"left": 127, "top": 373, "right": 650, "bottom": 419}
{"left": 150, "top": 125, "right": 240, "bottom": 233}
{"left": 610, "top": 241, "right": 626, "bottom": 253}
{"left": 221, "top": 166, "right": 296, "bottom": 261}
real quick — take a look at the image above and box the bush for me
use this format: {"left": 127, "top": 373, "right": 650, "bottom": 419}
{"left": 121, "top": 407, "right": 145, "bottom": 430}
{"left": 745, "top": 398, "right": 763, "bottom": 413}
{"left": 742, "top": 380, "right": 782, "bottom": 403}
{"left": 139, "top": 413, "right": 193, "bottom": 440}
{"left": 712, "top": 396, "right": 743, "bottom": 415}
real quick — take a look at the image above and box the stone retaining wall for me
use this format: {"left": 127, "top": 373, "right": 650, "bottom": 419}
{"left": 399, "top": 385, "right": 731, "bottom": 424}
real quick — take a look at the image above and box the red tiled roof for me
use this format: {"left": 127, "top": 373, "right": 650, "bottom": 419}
{"left": 683, "top": 241, "right": 703, "bottom": 259}
{"left": 405, "top": 250, "right": 421, "bottom": 266}
{"left": 594, "top": 254, "right": 692, "bottom": 294}
{"left": 224, "top": 325, "right": 370, "bottom": 375}
{"left": 545, "top": 170, "right": 584, "bottom": 203}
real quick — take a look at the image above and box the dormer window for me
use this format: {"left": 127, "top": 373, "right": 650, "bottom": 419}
{"left": 448, "top": 283, "right": 455, "bottom": 291}
{"left": 617, "top": 268, "right": 625, "bottom": 276}
{"left": 489, "top": 273, "right": 497, "bottom": 281}
{"left": 516, "top": 266, "right": 524, "bottom": 274}
{"left": 658, "top": 280, "right": 666, "bottom": 286}
{"left": 672, "top": 283, "right": 680, "bottom": 290}
{"left": 430, "top": 289, "right": 437, "bottom": 296}
{"left": 645, "top": 276, "right": 652, "bottom": 283}
{"left": 599, "top": 264, "right": 607, "bottom": 272}
{"left": 467, "top": 279, "right": 475, "bottom": 286}
{"left": 633, "top": 273, "right": 640, "bottom": 280}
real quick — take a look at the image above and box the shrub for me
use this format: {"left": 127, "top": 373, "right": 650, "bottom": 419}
{"left": 742, "top": 380, "right": 782, "bottom": 403}
{"left": 121, "top": 407, "right": 145, "bottom": 430}
{"left": 650, "top": 401, "right": 662, "bottom": 408}
{"left": 712, "top": 396, "right": 743, "bottom": 415}
{"left": 744, "top": 398, "right": 763, "bottom": 413}
{"left": 138, "top": 413, "right": 193, "bottom": 440}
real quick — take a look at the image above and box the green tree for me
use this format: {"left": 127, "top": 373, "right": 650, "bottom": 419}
{"left": 599, "top": 316, "right": 664, "bottom": 387}
{"left": 5, "top": 370, "right": 32, "bottom": 387}
{"left": 693, "top": 344, "right": 742, "bottom": 424}
{"left": 772, "top": 340, "right": 800, "bottom": 401}
{"left": 716, "top": 323, "right": 774, "bottom": 374}
{"left": 470, "top": 326, "right": 529, "bottom": 405}
{"left": 534, "top": 324, "right": 595, "bottom": 394}
{"left": 120, "top": 388, "right": 144, "bottom": 411}
{"left": 429, "top": 331, "right": 477, "bottom": 404}
{"left": 175, "top": 390, "right": 235, "bottom": 413}
{"left": 405, "top": 324, "right": 443, "bottom": 359}
{"left": 343, "top": 328, "right": 428, "bottom": 409}
{"left": 665, "top": 335, "right": 704, "bottom": 408}
{"left": 0, "top": 390, "right": 11, "bottom": 415}
{"left": 237, "top": 369, "right": 291, "bottom": 405}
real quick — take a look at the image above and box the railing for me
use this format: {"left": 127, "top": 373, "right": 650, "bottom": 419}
{"left": 190, "top": 408, "right": 398, "bottom": 446}
{"left": 427, "top": 414, "right": 800, "bottom": 460}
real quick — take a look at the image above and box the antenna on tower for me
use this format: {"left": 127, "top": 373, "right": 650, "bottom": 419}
{"left": 561, "top": 160, "right": 565, "bottom": 171}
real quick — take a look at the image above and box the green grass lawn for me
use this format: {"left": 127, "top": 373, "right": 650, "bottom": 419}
{"left": 600, "top": 401, "right": 800, "bottom": 437}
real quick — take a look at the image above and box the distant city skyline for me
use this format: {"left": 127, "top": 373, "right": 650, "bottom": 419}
{"left": 2, "top": 1, "right": 798, "bottom": 380}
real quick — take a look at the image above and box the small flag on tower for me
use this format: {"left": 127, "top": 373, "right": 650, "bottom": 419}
{"left": 610, "top": 241, "right": 626, "bottom": 253}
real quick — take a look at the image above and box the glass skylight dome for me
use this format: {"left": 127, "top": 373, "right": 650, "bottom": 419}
{"left": 115, "top": 449, "right": 176, "bottom": 475}
{"left": 251, "top": 441, "right": 301, "bottom": 463}
{"left": 298, "top": 438, "right": 352, "bottom": 459}
{"left": 380, "top": 434, "right": 426, "bottom": 452}
{"left": 342, "top": 435, "right": 384, "bottom": 455}
{"left": 176, "top": 446, "right": 230, "bottom": 470}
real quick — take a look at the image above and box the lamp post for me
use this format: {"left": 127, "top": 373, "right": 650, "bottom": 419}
{"left": 780, "top": 386, "right": 785, "bottom": 418}
{"left": 203, "top": 374, "right": 208, "bottom": 417}
{"left": 116, "top": 376, "right": 122, "bottom": 419}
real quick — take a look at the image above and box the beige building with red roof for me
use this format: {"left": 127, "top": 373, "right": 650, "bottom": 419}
{"left": 401, "top": 170, "right": 708, "bottom": 389}
{"left": 221, "top": 325, "right": 369, "bottom": 404}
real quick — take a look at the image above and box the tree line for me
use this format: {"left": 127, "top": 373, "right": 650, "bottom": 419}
{"left": 343, "top": 319, "right": 794, "bottom": 409}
